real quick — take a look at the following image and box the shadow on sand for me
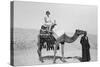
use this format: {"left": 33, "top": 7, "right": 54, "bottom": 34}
{"left": 41, "top": 56, "right": 83, "bottom": 62}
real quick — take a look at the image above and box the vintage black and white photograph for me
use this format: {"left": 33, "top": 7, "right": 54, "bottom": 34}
{"left": 11, "top": 1, "right": 97, "bottom": 66}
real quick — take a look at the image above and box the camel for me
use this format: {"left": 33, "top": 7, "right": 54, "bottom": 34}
{"left": 53, "top": 29, "right": 86, "bottom": 63}
{"left": 37, "top": 23, "right": 86, "bottom": 63}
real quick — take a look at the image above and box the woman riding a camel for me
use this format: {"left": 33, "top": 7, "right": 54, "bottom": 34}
{"left": 44, "top": 11, "right": 56, "bottom": 32}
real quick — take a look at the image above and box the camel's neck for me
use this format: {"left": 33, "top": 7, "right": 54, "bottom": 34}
{"left": 71, "top": 32, "right": 79, "bottom": 42}
{"left": 64, "top": 32, "right": 79, "bottom": 43}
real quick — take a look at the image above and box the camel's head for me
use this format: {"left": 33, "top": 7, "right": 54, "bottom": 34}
{"left": 76, "top": 29, "right": 86, "bottom": 36}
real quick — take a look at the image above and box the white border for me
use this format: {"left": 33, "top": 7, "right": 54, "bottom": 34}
{"left": 0, "top": 0, "right": 99, "bottom": 67}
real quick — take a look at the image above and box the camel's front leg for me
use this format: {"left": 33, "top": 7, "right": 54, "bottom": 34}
{"left": 61, "top": 44, "right": 66, "bottom": 62}
{"left": 53, "top": 43, "right": 58, "bottom": 63}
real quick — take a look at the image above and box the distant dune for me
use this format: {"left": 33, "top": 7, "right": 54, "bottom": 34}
{"left": 13, "top": 28, "right": 97, "bottom": 50}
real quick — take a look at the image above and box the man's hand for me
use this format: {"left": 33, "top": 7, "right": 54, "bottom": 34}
{"left": 54, "top": 20, "right": 56, "bottom": 23}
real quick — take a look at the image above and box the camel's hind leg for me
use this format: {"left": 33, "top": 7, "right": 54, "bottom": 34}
{"left": 37, "top": 42, "right": 44, "bottom": 62}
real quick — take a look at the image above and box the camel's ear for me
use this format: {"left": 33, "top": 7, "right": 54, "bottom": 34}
{"left": 76, "top": 29, "right": 78, "bottom": 32}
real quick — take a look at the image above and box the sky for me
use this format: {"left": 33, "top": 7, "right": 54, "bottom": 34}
{"left": 14, "top": 1, "right": 97, "bottom": 35}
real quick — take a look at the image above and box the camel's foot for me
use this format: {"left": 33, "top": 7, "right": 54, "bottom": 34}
{"left": 39, "top": 58, "right": 44, "bottom": 63}
{"left": 61, "top": 58, "right": 67, "bottom": 63}
{"left": 40, "top": 60, "right": 44, "bottom": 63}
{"left": 53, "top": 61, "right": 56, "bottom": 64}
{"left": 53, "top": 59, "right": 56, "bottom": 64}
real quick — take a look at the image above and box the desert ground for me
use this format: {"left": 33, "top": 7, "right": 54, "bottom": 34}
{"left": 13, "top": 28, "right": 97, "bottom": 66}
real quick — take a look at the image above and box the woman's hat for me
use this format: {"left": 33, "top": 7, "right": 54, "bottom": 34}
{"left": 46, "top": 11, "right": 50, "bottom": 15}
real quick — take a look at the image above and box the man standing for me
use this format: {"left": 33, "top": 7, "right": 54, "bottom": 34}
{"left": 80, "top": 32, "right": 91, "bottom": 62}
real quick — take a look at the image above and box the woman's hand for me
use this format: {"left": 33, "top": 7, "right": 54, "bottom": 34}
{"left": 54, "top": 20, "right": 56, "bottom": 23}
